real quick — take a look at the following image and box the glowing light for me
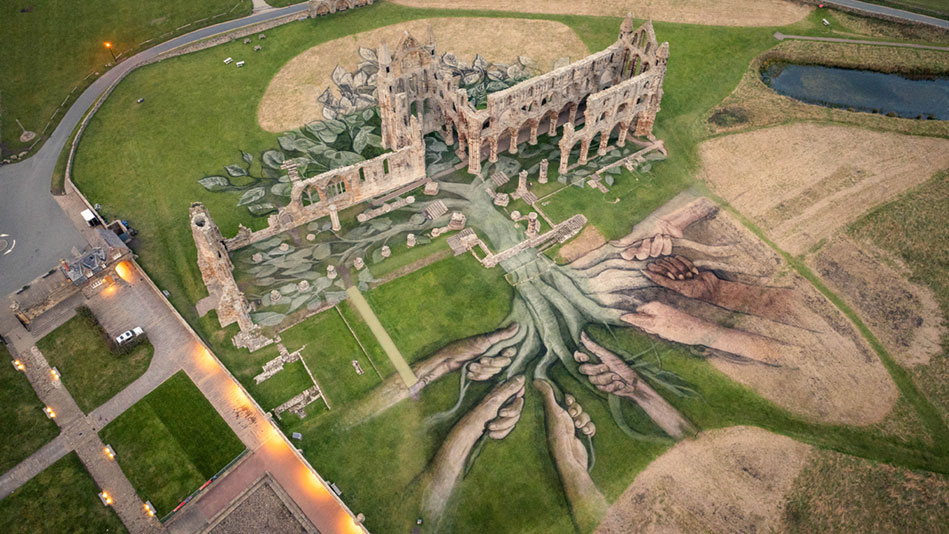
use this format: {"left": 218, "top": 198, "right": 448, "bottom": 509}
{"left": 99, "top": 491, "right": 113, "bottom": 506}
{"left": 12, "top": 359, "right": 25, "bottom": 371}
{"left": 115, "top": 260, "right": 133, "bottom": 283}
{"left": 144, "top": 501, "right": 156, "bottom": 517}
{"left": 44, "top": 406, "right": 56, "bottom": 419}
{"left": 50, "top": 367, "right": 61, "bottom": 381}
{"left": 104, "top": 445, "right": 116, "bottom": 460}
{"left": 104, "top": 42, "right": 112, "bottom": 48}
{"left": 101, "top": 284, "right": 118, "bottom": 297}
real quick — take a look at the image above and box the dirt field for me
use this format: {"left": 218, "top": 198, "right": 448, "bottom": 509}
{"left": 559, "top": 225, "right": 606, "bottom": 262}
{"left": 257, "top": 18, "right": 589, "bottom": 132}
{"left": 809, "top": 235, "right": 944, "bottom": 368}
{"left": 390, "top": 0, "right": 811, "bottom": 27}
{"left": 698, "top": 123, "right": 949, "bottom": 255}
{"left": 596, "top": 426, "right": 812, "bottom": 534}
{"left": 596, "top": 426, "right": 949, "bottom": 533}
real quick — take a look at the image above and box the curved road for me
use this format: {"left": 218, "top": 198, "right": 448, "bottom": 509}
{"left": 825, "top": 0, "right": 949, "bottom": 29}
{"left": 0, "top": 2, "right": 307, "bottom": 297}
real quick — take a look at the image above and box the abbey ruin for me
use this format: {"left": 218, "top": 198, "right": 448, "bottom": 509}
{"left": 190, "top": 16, "right": 669, "bottom": 350}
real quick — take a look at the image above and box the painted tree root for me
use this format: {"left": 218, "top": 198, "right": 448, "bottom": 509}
{"left": 536, "top": 379, "right": 608, "bottom": 529}
{"left": 344, "top": 323, "right": 520, "bottom": 425}
{"left": 577, "top": 332, "right": 696, "bottom": 439}
{"left": 422, "top": 375, "right": 526, "bottom": 522}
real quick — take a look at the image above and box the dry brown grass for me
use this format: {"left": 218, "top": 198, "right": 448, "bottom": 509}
{"left": 391, "top": 0, "right": 812, "bottom": 27}
{"left": 706, "top": 40, "right": 949, "bottom": 139}
{"left": 257, "top": 18, "right": 589, "bottom": 132}
{"left": 808, "top": 235, "right": 944, "bottom": 368}
{"left": 558, "top": 224, "right": 606, "bottom": 262}
{"left": 784, "top": 448, "right": 949, "bottom": 533}
{"left": 698, "top": 123, "right": 949, "bottom": 255}
{"left": 596, "top": 426, "right": 812, "bottom": 534}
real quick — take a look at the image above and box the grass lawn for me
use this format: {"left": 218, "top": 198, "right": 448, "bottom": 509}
{"left": 0, "top": 0, "right": 252, "bottom": 157}
{"left": 37, "top": 308, "right": 153, "bottom": 414}
{"left": 98, "top": 371, "right": 245, "bottom": 516}
{"left": 0, "top": 343, "right": 60, "bottom": 473}
{"left": 366, "top": 254, "right": 513, "bottom": 365}
{"left": 0, "top": 452, "right": 127, "bottom": 534}
{"left": 280, "top": 304, "right": 392, "bottom": 407}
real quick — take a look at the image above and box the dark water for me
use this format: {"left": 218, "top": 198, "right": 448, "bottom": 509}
{"left": 762, "top": 63, "right": 949, "bottom": 120}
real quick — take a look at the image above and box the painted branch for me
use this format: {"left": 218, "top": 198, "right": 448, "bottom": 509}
{"left": 579, "top": 332, "right": 696, "bottom": 439}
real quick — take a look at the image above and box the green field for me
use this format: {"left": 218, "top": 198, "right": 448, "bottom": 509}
{"left": 98, "top": 371, "right": 245, "bottom": 515}
{"left": 37, "top": 308, "right": 153, "bottom": 414}
{"left": 0, "top": 0, "right": 252, "bottom": 157}
{"left": 66, "top": 2, "right": 949, "bottom": 531}
{"left": 0, "top": 343, "right": 60, "bottom": 473}
{"left": 0, "top": 452, "right": 127, "bottom": 534}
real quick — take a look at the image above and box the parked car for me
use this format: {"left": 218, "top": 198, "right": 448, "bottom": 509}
{"left": 115, "top": 327, "right": 144, "bottom": 344}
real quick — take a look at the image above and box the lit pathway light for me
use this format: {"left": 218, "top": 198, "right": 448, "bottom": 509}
{"left": 104, "top": 445, "right": 116, "bottom": 460}
{"left": 11, "top": 359, "right": 25, "bottom": 371}
{"left": 144, "top": 501, "right": 156, "bottom": 517}
{"left": 98, "top": 490, "right": 113, "bottom": 506}
{"left": 50, "top": 367, "right": 61, "bottom": 382}
{"left": 104, "top": 42, "right": 117, "bottom": 62}
{"left": 43, "top": 406, "right": 56, "bottom": 419}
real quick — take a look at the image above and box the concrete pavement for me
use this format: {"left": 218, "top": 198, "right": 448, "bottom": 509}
{"left": 0, "top": 1, "right": 309, "bottom": 296}
{"left": 824, "top": 0, "right": 949, "bottom": 29}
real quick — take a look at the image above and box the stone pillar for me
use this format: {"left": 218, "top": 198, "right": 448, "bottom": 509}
{"left": 329, "top": 204, "right": 341, "bottom": 232}
{"left": 568, "top": 104, "right": 578, "bottom": 126}
{"left": 407, "top": 233, "right": 417, "bottom": 248}
{"left": 508, "top": 128, "right": 518, "bottom": 154}
{"left": 559, "top": 146, "right": 570, "bottom": 174}
{"left": 597, "top": 130, "right": 610, "bottom": 156}
{"left": 617, "top": 122, "right": 628, "bottom": 147}
{"left": 579, "top": 139, "right": 591, "bottom": 165}
{"left": 443, "top": 119, "right": 454, "bottom": 145}
{"left": 467, "top": 137, "right": 480, "bottom": 174}
{"left": 539, "top": 159, "right": 549, "bottom": 184}
{"left": 518, "top": 170, "right": 528, "bottom": 192}
{"left": 528, "top": 120, "right": 539, "bottom": 145}
{"left": 489, "top": 137, "right": 499, "bottom": 163}
{"left": 548, "top": 112, "right": 558, "bottom": 136}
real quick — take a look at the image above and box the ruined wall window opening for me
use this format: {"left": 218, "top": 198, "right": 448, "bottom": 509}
{"left": 383, "top": 159, "right": 390, "bottom": 174}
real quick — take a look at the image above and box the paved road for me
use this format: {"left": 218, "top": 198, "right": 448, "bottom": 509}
{"left": 0, "top": 2, "right": 308, "bottom": 297}
{"left": 774, "top": 31, "right": 949, "bottom": 51}
{"left": 824, "top": 0, "right": 949, "bottom": 29}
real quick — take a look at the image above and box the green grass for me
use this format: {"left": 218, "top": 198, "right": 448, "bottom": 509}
{"left": 0, "top": 343, "right": 60, "bottom": 473}
{"left": 98, "top": 371, "right": 245, "bottom": 515}
{"left": 366, "top": 254, "right": 512, "bottom": 365}
{"left": 0, "top": 0, "right": 252, "bottom": 157}
{"left": 37, "top": 309, "right": 153, "bottom": 414}
{"left": 280, "top": 305, "right": 391, "bottom": 407}
{"left": 0, "top": 452, "right": 127, "bottom": 534}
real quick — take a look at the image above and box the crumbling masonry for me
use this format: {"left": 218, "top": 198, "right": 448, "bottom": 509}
{"left": 190, "top": 16, "right": 668, "bottom": 350}
{"left": 376, "top": 15, "right": 668, "bottom": 175}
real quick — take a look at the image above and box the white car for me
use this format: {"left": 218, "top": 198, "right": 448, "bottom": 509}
{"left": 115, "top": 327, "right": 144, "bottom": 344}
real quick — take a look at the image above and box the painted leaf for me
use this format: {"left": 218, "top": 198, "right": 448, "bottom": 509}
{"left": 353, "top": 127, "right": 371, "bottom": 154}
{"left": 312, "top": 243, "right": 331, "bottom": 260}
{"left": 332, "top": 151, "right": 364, "bottom": 167}
{"left": 324, "top": 119, "right": 347, "bottom": 134}
{"left": 225, "top": 164, "right": 247, "bottom": 177}
{"left": 241, "top": 151, "right": 253, "bottom": 164}
{"left": 262, "top": 150, "right": 285, "bottom": 169}
{"left": 248, "top": 202, "right": 277, "bottom": 216}
{"left": 238, "top": 187, "right": 266, "bottom": 206}
{"left": 357, "top": 47, "right": 377, "bottom": 62}
{"left": 198, "top": 175, "right": 232, "bottom": 191}
{"left": 271, "top": 182, "right": 291, "bottom": 197}
{"left": 278, "top": 135, "right": 297, "bottom": 151}
{"left": 251, "top": 311, "right": 286, "bottom": 327}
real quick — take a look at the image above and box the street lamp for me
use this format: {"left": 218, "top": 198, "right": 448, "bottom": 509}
{"left": 104, "top": 42, "right": 116, "bottom": 62}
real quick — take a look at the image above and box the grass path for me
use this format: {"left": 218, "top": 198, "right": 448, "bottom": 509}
{"left": 346, "top": 286, "right": 418, "bottom": 387}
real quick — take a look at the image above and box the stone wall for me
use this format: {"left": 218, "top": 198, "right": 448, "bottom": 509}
{"left": 308, "top": 0, "right": 374, "bottom": 18}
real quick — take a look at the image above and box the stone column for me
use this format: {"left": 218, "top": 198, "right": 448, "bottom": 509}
{"left": 548, "top": 112, "right": 558, "bottom": 136}
{"left": 508, "top": 128, "right": 518, "bottom": 154}
{"left": 617, "top": 122, "right": 628, "bottom": 147}
{"left": 467, "top": 138, "right": 481, "bottom": 174}
{"left": 568, "top": 104, "right": 578, "bottom": 126}
{"left": 443, "top": 119, "right": 454, "bottom": 145}
{"left": 329, "top": 204, "right": 341, "bottom": 231}
{"left": 528, "top": 120, "right": 539, "bottom": 145}
{"left": 518, "top": 170, "right": 528, "bottom": 192}
{"left": 579, "top": 139, "right": 591, "bottom": 165}
{"left": 597, "top": 130, "right": 610, "bottom": 156}
{"left": 489, "top": 137, "right": 499, "bottom": 163}
{"left": 539, "top": 159, "right": 549, "bottom": 184}
{"left": 559, "top": 146, "right": 570, "bottom": 174}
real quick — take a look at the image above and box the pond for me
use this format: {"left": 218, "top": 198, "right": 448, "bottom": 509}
{"left": 762, "top": 62, "right": 949, "bottom": 120}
